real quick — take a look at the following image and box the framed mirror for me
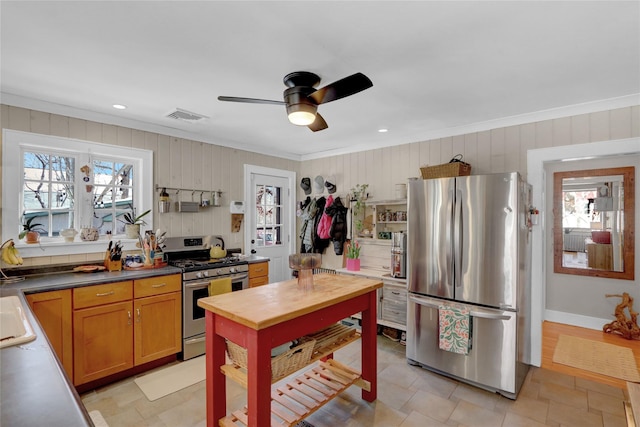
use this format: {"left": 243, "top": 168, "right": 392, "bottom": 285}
{"left": 553, "top": 166, "right": 635, "bottom": 280}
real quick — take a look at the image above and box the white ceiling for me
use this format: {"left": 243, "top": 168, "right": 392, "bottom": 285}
{"left": 1, "top": 1, "right": 639, "bottom": 161}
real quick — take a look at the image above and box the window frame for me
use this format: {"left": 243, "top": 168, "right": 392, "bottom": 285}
{"left": 2, "top": 129, "right": 153, "bottom": 258}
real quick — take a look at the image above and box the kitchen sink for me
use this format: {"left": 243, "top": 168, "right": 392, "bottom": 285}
{"left": 0, "top": 296, "right": 36, "bottom": 349}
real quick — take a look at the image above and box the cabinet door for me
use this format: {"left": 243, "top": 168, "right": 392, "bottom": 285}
{"left": 26, "top": 290, "right": 73, "bottom": 377}
{"left": 73, "top": 301, "right": 134, "bottom": 385}
{"left": 134, "top": 292, "right": 182, "bottom": 365}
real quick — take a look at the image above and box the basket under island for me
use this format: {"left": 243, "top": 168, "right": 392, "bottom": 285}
{"left": 197, "top": 273, "right": 383, "bottom": 427}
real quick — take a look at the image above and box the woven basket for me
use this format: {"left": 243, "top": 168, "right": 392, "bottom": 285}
{"left": 421, "top": 161, "right": 471, "bottom": 179}
{"left": 226, "top": 338, "right": 315, "bottom": 382}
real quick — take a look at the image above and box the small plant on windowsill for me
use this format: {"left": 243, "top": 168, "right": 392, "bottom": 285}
{"left": 119, "top": 208, "right": 151, "bottom": 239}
{"left": 19, "top": 216, "right": 45, "bottom": 244}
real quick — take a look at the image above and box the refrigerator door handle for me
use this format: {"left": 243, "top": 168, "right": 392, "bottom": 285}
{"left": 409, "top": 294, "right": 512, "bottom": 321}
{"left": 453, "top": 187, "right": 463, "bottom": 290}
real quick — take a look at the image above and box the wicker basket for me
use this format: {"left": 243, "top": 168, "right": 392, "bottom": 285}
{"left": 226, "top": 338, "right": 315, "bottom": 383}
{"left": 421, "top": 161, "right": 471, "bottom": 179}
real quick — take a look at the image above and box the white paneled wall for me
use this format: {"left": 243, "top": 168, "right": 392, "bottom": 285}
{"left": 0, "top": 104, "right": 300, "bottom": 266}
{"left": 300, "top": 106, "right": 639, "bottom": 201}
{"left": 1, "top": 104, "right": 638, "bottom": 267}
{"left": 300, "top": 106, "right": 639, "bottom": 269}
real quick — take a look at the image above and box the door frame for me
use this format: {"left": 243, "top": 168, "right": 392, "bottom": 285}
{"left": 243, "top": 165, "right": 297, "bottom": 278}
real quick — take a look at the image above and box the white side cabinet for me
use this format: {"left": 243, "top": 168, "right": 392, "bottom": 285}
{"left": 338, "top": 271, "right": 407, "bottom": 331}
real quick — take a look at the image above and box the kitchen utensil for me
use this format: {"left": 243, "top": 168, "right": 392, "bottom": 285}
{"left": 210, "top": 244, "right": 227, "bottom": 259}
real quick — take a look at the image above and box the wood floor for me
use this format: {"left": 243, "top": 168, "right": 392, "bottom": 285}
{"left": 542, "top": 320, "right": 640, "bottom": 389}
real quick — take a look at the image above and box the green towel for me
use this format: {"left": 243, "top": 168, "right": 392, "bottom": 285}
{"left": 438, "top": 305, "right": 472, "bottom": 355}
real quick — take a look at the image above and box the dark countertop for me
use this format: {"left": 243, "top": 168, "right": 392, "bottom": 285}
{"left": 0, "top": 265, "right": 182, "bottom": 427}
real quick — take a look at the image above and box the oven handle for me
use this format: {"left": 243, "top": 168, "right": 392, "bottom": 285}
{"left": 184, "top": 336, "right": 206, "bottom": 345}
{"left": 184, "top": 281, "right": 210, "bottom": 289}
{"left": 184, "top": 273, "right": 249, "bottom": 289}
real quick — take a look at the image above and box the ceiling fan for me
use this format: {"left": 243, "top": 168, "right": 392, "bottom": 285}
{"left": 218, "top": 71, "right": 373, "bottom": 132}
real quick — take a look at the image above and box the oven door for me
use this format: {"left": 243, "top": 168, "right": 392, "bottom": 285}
{"left": 182, "top": 272, "right": 249, "bottom": 358}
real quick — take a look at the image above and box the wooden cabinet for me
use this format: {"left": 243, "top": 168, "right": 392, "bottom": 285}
{"left": 72, "top": 274, "right": 182, "bottom": 385}
{"left": 249, "top": 261, "right": 269, "bottom": 287}
{"left": 73, "top": 281, "right": 134, "bottom": 385}
{"left": 134, "top": 275, "right": 182, "bottom": 366}
{"left": 26, "top": 290, "right": 73, "bottom": 377}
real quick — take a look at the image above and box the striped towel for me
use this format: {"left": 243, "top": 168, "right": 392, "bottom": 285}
{"left": 208, "top": 277, "right": 232, "bottom": 296}
{"left": 438, "top": 305, "right": 472, "bottom": 355}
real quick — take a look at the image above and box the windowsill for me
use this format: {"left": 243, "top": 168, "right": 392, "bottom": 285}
{"left": 14, "top": 238, "right": 141, "bottom": 258}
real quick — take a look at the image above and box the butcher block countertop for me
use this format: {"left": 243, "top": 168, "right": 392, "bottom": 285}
{"left": 198, "top": 273, "right": 382, "bottom": 330}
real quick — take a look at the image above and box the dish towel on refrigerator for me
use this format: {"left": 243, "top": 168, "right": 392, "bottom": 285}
{"left": 438, "top": 304, "right": 472, "bottom": 355}
{"left": 208, "top": 277, "right": 232, "bottom": 296}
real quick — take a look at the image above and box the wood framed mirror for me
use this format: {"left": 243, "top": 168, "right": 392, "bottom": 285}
{"left": 553, "top": 166, "right": 635, "bottom": 280}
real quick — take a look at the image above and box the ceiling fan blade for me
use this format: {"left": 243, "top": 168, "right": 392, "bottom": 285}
{"left": 308, "top": 72, "right": 373, "bottom": 105}
{"left": 217, "top": 96, "right": 285, "bottom": 106}
{"left": 308, "top": 113, "right": 328, "bottom": 132}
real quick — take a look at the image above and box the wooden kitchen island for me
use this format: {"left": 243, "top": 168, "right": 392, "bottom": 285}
{"left": 198, "top": 273, "right": 382, "bottom": 427}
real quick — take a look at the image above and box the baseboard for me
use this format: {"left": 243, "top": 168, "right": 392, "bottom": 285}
{"left": 545, "top": 309, "right": 610, "bottom": 331}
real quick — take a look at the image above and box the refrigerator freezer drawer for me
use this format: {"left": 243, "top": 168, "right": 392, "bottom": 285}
{"left": 406, "top": 294, "right": 524, "bottom": 396}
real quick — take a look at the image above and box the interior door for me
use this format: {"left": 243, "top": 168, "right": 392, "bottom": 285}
{"left": 244, "top": 165, "right": 296, "bottom": 283}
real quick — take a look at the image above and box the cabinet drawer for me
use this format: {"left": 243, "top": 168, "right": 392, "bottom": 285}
{"left": 73, "top": 281, "right": 133, "bottom": 309}
{"left": 381, "top": 304, "right": 407, "bottom": 325}
{"left": 249, "top": 275, "right": 270, "bottom": 288}
{"left": 382, "top": 286, "right": 407, "bottom": 304}
{"left": 249, "top": 262, "right": 269, "bottom": 278}
{"left": 134, "top": 274, "right": 181, "bottom": 298}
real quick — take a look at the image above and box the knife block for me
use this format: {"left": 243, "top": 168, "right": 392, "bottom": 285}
{"left": 104, "top": 251, "right": 122, "bottom": 271}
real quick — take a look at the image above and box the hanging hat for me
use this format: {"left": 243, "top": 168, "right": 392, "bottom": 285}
{"left": 325, "top": 175, "right": 337, "bottom": 194}
{"left": 300, "top": 177, "right": 311, "bottom": 195}
{"left": 313, "top": 175, "right": 325, "bottom": 193}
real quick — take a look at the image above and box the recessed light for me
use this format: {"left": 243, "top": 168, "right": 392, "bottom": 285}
{"left": 378, "top": 128, "right": 388, "bottom": 133}
{"left": 112, "top": 104, "right": 127, "bottom": 110}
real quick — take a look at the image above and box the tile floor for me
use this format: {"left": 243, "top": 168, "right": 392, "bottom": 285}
{"left": 81, "top": 336, "right": 629, "bottom": 427}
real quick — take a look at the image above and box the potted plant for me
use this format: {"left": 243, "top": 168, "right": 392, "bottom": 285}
{"left": 349, "top": 184, "right": 369, "bottom": 235}
{"left": 120, "top": 208, "right": 151, "bottom": 239}
{"left": 345, "top": 239, "right": 361, "bottom": 271}
{"left": 19, "top": 216, "right": 45, "bottom": 244}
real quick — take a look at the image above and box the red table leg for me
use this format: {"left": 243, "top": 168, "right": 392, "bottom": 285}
{"left": 205, "top": 311, "right": 226, "bottom": 427}
{"left": 360, "top": 290, "right": 377, "bottom": 402}
{"left": 245, "top": 327, "right": 272, "bottom": 426}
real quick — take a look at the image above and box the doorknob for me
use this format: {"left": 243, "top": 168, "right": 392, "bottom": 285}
{"left": 251, "top": 249, "right": 257, "bottom": 254}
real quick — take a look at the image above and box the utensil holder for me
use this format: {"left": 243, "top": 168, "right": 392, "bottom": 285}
{"left": 104, "top": 252, "right": 122, "bottom": 272}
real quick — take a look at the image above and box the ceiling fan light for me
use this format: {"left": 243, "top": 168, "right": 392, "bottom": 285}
{"left": 288, "top": 110, "right": 316, "bottom": 126}
{"left": 287, "top": 103, "right": 316, "bottom": 126}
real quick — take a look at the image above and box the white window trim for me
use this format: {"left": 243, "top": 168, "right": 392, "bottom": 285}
{"left": 2, "top": 129, "right": 153, "bottom": 258}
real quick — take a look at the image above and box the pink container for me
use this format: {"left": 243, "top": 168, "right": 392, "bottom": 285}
{"left": 346, "top": 258, "right": 360, "bottom": 271}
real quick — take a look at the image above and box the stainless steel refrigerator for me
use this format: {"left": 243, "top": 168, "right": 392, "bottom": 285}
{"left": 406, "top": 172, "right": 531, "bottom": 399}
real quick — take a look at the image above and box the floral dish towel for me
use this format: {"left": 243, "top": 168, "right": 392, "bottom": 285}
{"left": 438, "top": 304, "right": 472, "bottom": 355}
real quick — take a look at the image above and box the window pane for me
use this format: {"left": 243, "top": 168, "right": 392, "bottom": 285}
{"left": 23, "top": 182, "right": 50, "bottom": 210}
{"left": 51, "top": 182, "right": 73, "bottom": 209}
{"left": 50, "top": 155, "right": 75, "bottom": 182}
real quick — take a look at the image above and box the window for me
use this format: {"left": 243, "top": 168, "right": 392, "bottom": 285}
{"left": 3, "top": 130, "right": 153, "bottom": 256}
{"left": 255, "top": 184, "right": 282, "bottom": 246}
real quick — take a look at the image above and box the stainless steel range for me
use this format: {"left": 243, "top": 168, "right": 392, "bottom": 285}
{"left": 163, "top": 236, "right": 249, "bottom": 360}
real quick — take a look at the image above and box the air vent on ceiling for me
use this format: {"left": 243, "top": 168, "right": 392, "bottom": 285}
{"left": 166, "top": 108, "right": 208, "bottom": 122}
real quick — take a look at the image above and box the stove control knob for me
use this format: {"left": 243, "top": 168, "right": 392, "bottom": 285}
{"left": 196, "top": 272, "right": 202, "bottom": 279}
{"left": 229, "top": 267, "right": 236, "bottom": 273}
{"left": 203, "top": 271, "right": 209, "bottom": 277}
{"left": 217, "top": 269, "right": 223, "bottom": 276}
